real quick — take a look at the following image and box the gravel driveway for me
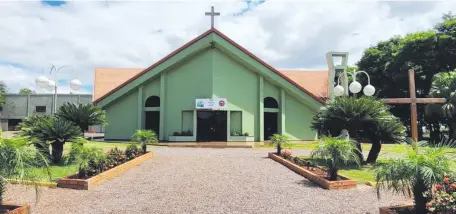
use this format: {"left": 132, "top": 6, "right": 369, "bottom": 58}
{"left": 5, "top": 147, "right": 410, "bottom": 214}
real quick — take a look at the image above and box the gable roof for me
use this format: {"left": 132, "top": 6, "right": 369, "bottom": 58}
{"left": 93, "top": 68, "right": 328, "bottom": 102}
{"left": 93, "top": 28, "right": 327, "bottom": 105}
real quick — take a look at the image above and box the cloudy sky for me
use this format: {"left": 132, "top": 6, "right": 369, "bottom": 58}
{"left": 0, "top": 0, "right": 455, "bottom": 95}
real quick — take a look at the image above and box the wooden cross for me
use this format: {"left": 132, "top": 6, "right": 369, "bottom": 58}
{"left": 205, "top": 5, "right": 220, "bottom": 28}
{"left": 382, "top": 69, "right": 446, "bottom": 141}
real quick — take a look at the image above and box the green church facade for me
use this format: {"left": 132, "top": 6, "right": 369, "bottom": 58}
{"left": 94, "top": 29, "right": 326, "bottom": 141}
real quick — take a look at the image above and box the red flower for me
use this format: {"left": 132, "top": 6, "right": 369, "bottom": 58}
{"left": 450, "top": 184, "right": 456, "bottom": 189}
{"left": 426, "top": 203, "right": 432, "bottom": 207}
{"left": 436, "top": 184, "right": 442, "bottom": 190}
{"left": 444, "top": 177, "right": 451, "bottom": 184}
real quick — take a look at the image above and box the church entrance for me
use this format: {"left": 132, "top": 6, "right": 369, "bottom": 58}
{"left": 264, "top": 112, "right": 278, "bottom": 140}
{"left": 145, "top": 111, "right": 160, "bottom": 137}
{"left": 196, "top": 111, "right": 227, "bottom": 142}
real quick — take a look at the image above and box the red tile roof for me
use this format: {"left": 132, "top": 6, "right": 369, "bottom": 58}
{"left": 93, "top": 28, "right": 328, "bottom": 104}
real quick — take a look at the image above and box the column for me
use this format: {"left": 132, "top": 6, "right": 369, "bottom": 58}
{"left": 259, "top": 75, "right": 264, "bottom": 141}
{"left": 137, "top": 85, "right": 143, "bottom": 129}
{"left": 159, "top": 74, "right": 166, "bottom": 140}
{"left": 227, "top": 110, "right": 231, "bottom": 141}
{"left": 280, "top": 89, "right": 286, "bottom": 134}
{"left": 26, "top": 94, "right": 31, "bottom": 116}
{"left": 193, "top": 109, "right": 197, "bottom": 141}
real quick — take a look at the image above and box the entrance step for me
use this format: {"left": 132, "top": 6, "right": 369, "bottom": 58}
{"left": 156, "top": 142, "right": 254, "bottom": 148}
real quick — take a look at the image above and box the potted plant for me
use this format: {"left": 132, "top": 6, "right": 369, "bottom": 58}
{"left": 376, "top": 141, "right": 454, "bottom": 214}
{"left": 168, "top": 130, "right": 194, "bottom": 142}
{"left": 0, "top": 137, "right": 51, "bottom": 213}
{"left": 269, "top": 134, "right": 290, "bottom": 154}
{"left": 311, "top": 136, "right": 360, "bottom": 181}
{"left": 229, "top": 130, "right": 254, "bottom": 142}
{"left": 132, "top": 130, "right": 158, "bottom": 153}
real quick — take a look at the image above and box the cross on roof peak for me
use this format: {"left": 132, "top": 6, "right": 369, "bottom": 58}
{"left": 205, "top": 5, "right": 220, "bottom": 29}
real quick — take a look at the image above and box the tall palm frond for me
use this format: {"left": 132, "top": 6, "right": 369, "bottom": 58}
{"left": 56, "top": 103, "right": 106, "bottom": 132}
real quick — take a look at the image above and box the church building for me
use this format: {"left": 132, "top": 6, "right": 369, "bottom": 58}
{"left": 93, "top": 28, "right": 329, "bottom": 142}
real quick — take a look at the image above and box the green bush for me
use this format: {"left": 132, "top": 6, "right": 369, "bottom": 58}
{"left": 311, "top": 136, "right": 360, "bottom": 181}
{"left": 125, "top": 144, "right": 141, "bottom": 160}
{"left": 375, "top": 141, "right": 455, "bottom": 214}
{"left": 106, "top": 147, "right": 126, "bottom": 168}
{"left": 0, "top": 137, "right": 50, "bottom": 203}
{"left": 269, "top": 134, "right": 290, "bottom": 155}
{"left": 72, "top": 146, "right": 106, "bottom": 179}
{"left": 132, "top": 130, "right": 158, "bottom": 154}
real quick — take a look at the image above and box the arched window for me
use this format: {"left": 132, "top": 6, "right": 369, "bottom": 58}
{"left": 264, "top": 97, "right": 278, "bottom": 108}
{"left": 145, "top": 96, "right": 160, "bottom": 107}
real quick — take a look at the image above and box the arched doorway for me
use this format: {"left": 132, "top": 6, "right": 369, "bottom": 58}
{"left": 145, "top": 96, "right": 160, "bottom": 137}
{"left": 264, "top": 97, "right": 279, "bottom": 140}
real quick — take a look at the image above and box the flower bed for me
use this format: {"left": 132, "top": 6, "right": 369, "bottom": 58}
{"left": 0, "top": 203, "right": 30, "bottom": 214}
{"left": 57, "top": 152, "right": 154, "bottom": 190}
{"left": 268, "top": 152, "right": 357, "bottom": 190}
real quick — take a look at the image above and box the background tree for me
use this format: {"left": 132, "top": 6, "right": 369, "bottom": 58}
{"left": 425, "top": 71, "right": 456, "bottom": 139}
{"left": 357, "top": 15, "right": 456, "bottom": 140}
{"left": 0, "top": 81, "right": 6, "bottom": 112}
{"left": 19, "top": 88, "right": 36, "bottom": 95}
{"left": 56, "top": 103, "right": 106, "bottom": 133}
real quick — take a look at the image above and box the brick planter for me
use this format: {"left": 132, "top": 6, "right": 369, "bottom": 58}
{"left": 0, "top": 203, "right": 30, "bottom": 214}
{"left": 379, "top": 204, "right": 414, "bottom": 214}
{"left": 57, "top": 152, "right": 154, "bottom": 190}
{"left": 268, "top": 152, "right": 357, "bottom": 190}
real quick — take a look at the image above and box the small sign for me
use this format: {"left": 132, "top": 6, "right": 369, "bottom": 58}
{"left": 196, "top": 98, "right": 227, "bottom": 110}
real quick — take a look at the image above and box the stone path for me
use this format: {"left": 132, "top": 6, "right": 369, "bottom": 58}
{"left": 5, "top": 148, "right": 410, "bottom": 214}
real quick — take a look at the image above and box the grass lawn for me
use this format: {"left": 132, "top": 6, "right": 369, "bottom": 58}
{"left": 33, "top": 141, "right": 135, "bottom": 182}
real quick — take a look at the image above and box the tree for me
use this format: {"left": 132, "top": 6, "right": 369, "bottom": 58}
{"left": 375, "top": 141, "right": 454, "bottom": 214}
{"left": 34, "top": 117, "right": 82, "bottom": 163}
{"left": 56, "top": 103, "right": 106, "bottom": 133}
{"left": 131, "top": 130, "right": 157, "bottom": 154}
{"left": 269, "top": 134, "right": 290, "bottom": 155}
{"left": 17, "top": 115, "right": 53, "bottom": 155}
{"left": 357, "top": 16, "right": 456, "bottom": 140}
{"left": 0, "top": 137, "right": 50, "bottom": 204}
{"left": 311, "top": 96, "right": 406, "bottom": 163}
{"left": 425, "top": 71, "right": 456, "bottom": 139}
{"left": 18, "top": 88, "right": 35, "bottom": 95}
{"left": 311, "top": 136, "right": 360, "bottom": 181}
{"left": 0, "top": 81, "right": 6, "bottom": 112}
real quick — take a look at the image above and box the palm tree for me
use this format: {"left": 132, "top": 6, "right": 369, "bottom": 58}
{"left": 131, "top": 130, "right": 158, "bottom": 154}
{"left": 34, "top": 117, "right": 82, "bottom": 163}
{"left": 311, "top": 136, "right": 360, "bottom": 181}
{"left": 56, "top": 103, "right": 106, "bottom": 133}
{"left": 425, "top": 71, "right": 456, "bottom": 138}
{"left": 311, "top": 96, "right": 406, "bottom": 163}
{"left": 17, "top": 115, "right": 52, "bottom": 154}
{"left": 0, "top": 137, "right": 51, "bottom": 204}
{"left": 269, "top": 134, "right": 290, "bottom": 155}
{"left": 375, "top": 141, "right": 454, "bottom": 214}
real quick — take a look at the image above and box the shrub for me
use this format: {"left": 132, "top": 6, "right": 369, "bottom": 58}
{"left": 125, "top": 144, "right": 141, "bottom": 160}
{"left": 106, "top": 147, "right": 126, "bottom": 167}
{"left": 0, "top": 137, "right": 50, "bottom": 203}
{"left": 375, "top": 141, "right": 454, "bottom": 214}
{"left": 269, "top": 134, "right": 290, "bottom": 155}
{"left": 66, "top": 138, "right": 88, "bottom": 164}
{"left": 243, "top": 132, "right": 249, "bottom": 136}
{"left": 280, "top": 150, "right": 292, "bottom": 159}
{"left": 132, "top": 130, "right": 158, "bottom": 154}
{"left": 72, "top": 146, "right": 106, "bottom": 178}
{"left": 311, "top": 136, "right": 360, "bottom": 181}
{"left": 424, "top": 177, "right": 456, "bottom": 213}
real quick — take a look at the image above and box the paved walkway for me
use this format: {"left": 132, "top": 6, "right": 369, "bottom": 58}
{"left": 6, "top": 148, "right": 409, "bottom": 214}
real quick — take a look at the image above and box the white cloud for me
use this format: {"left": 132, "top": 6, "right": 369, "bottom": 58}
{"left": 0, "top": 0, "right": 455, "bottom": 94}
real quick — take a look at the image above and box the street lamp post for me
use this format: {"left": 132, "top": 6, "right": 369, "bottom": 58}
{"left": 35, "top": 65, "right": 83, "bottom": 114}
{"left": 333, "top": 70, "right": 375, "bottom": 97}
